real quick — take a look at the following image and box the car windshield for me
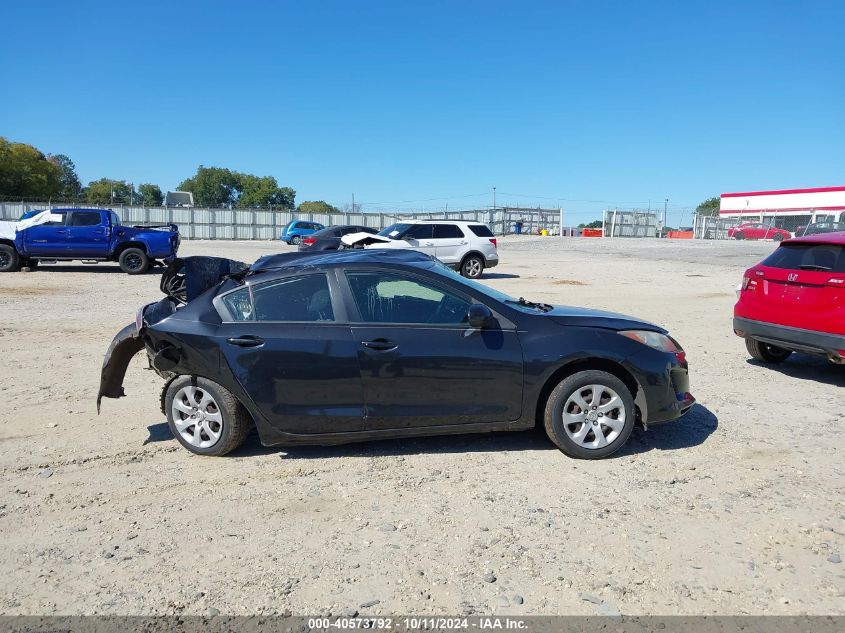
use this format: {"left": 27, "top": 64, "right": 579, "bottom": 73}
{"left": 377, "top": 223, "right": 413, "bottom": 239}
{"left": 429, "top": 260, "right": 551, "bottom": 311}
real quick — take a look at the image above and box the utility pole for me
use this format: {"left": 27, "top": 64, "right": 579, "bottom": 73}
{"left": 493, "top": 186, "right": 496, "bottom": 210}
{"left": 663, "top": 198, "right": 668, "bottom": 237}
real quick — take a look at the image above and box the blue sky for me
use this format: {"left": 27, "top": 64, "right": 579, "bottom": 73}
{"left": 2, "top": 1, "right": 843, "bottom": 225}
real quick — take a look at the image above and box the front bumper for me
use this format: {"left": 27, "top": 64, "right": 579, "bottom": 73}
{"left": 734, "top": 317, "right": 845, "bottom": 361}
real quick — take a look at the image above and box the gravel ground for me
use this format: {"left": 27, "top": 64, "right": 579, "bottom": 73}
{"left": 0, "top": 237, "right": 842, "bottom": 616}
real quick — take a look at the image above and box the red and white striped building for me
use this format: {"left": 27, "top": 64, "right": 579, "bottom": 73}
{"left": 719, "top": 186, "right": 845, "bottom": 232}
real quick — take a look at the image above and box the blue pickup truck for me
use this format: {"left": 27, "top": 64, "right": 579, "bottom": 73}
{"left": 0, "top": 208, "right": 180, "bottom": 274}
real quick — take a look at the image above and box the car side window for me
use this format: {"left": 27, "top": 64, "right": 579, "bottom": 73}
{"left": 69, "top": 211, "right": 102, "bottom": 227}
{"left": 346, "top": 271, "right": 471, "bottom": 325}
{"left": 433, "top": 224, "right": 464, "bottom": 239}
{"left": 403, "top": 224, "right": 433, "bottom": 240}
{"left": 220, "top": 275, "right": 334, "bottom": 322}
{"left": 253, "top": 274, "right": 334, "bottom": 321}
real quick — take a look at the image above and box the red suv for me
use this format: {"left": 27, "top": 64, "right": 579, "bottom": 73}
{"left": 733, "top": 233, "right": 845, "bottom": 364}
{"left": 727, "top": 222, "right": 792, "bottom": 241}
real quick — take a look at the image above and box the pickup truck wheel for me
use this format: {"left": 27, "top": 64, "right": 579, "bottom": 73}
{"left": 746, "top": 338, "right": 792, "bottom": 363}
{"left": 119, "top": 248, "right": 149, "bottom": 274}
{"left": 544, "top": 370, "right": 635, "bottom": 459}
{"left": 165, "top": 376, "right": 252, "bottom": 456}
{"left": 0, "top": 244, "right": 21, "bottom": 272}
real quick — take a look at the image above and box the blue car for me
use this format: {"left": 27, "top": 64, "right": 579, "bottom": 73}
{"left": 280, "top": 220, "right": 325, "bottom": 245}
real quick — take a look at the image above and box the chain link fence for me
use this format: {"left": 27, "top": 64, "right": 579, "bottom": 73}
{"left": 0, "top": 201, "right": 566, "bottom": 239}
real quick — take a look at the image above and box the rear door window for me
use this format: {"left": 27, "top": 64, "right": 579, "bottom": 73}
{"left": 762, "top": 243, "right": 845, "bottom": 272}
{"left": 433, "top": 224, "right": 464, "bottom": 239}
{"left": 219, "top": 274, "right": 335, "bottom": 322}
{"left": 69, "top": 211, "right": 102, "bottom": 227}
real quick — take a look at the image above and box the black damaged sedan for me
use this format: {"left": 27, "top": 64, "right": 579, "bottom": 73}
{"left": 99, "top": 249, "right": 694, "bottom": 459}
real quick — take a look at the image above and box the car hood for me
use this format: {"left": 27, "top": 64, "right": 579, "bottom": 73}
{"left": 542, "top": 305, "right": 665, "bottom": 333}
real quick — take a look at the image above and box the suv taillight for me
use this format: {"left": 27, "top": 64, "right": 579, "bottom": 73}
{"left": 489, "top": 238, "right": 497, "bottom": 248}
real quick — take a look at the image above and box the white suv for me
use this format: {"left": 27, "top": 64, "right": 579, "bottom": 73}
{"left": 341, "top": 220, "right": 499, "bottom": 278}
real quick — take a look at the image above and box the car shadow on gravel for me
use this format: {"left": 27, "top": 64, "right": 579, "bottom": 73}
{"left": 746, "top": 354, "right": 845, "bottom": 387}
{"left": 615, "top": 403, "right": 718, "bottom": 457}
{"left": 145, "top": 404, "right": 718, "bottom": 457}
{"left": 24, "top": 265, "right": 163, "bottom": 274}
{"left": 481, "top": 272, "right": 520, "bottom": 280}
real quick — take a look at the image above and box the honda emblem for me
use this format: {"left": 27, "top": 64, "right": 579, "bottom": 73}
{"left": 788, "top": 273, "right": 798, "bottom": 282}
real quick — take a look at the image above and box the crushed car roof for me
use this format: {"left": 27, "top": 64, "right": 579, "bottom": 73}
{"left": 250, "top": 248, "right": 434, "bottom": 273}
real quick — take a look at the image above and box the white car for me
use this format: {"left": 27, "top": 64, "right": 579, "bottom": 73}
{"left": 341, "top": 220, "right": 499, "bottom": 278}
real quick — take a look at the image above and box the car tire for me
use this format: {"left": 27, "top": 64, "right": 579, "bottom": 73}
{"left": 460, "top": 254, "right": 485, "bottom": 279}
{"left": 118, "top": 248, "right": 149, "bottom": 274}
{"left": 733, "top": 232, "right": 745, "bottom": 240}
{"left": 0, "top": 244, "right": 21, "bottom": 272}
{"left": 291, "top": 236, "right": 302, "bottom": 245}
{"left": 165, "top": 376, "right": 253, "bottom": 456}
{"left": 543, "top": 370, "right": 636, "bottom": 459}
{"left": 745, "top": 338, "right": 792, "bottom": 363}
{"left": 772, "top": 233, "right": 785, "bottom": 242}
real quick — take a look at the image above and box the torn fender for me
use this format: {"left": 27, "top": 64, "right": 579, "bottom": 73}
{"left": 340, "top": 232, "right": 392, "bottom": 248}
{"left": 97, "top": 322, "right": 145, "bottom": 413}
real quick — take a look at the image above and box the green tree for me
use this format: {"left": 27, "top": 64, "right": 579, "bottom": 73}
{"left": 578, "top": 219, "right": 603, "bottom": 229}
{"left": 47, "top": 154, "right": 82, "bottom": 199}
{"left": 297, "top": 200, "right": 340, "bottom": 215}
{"left": 178, "top": 166, "right": 241, "bottom": 207}
{"left": 138, "top": 183, "right": 164, "bottom": 206}
{"left": 86, "top": 179, "right": 135, "bottom": 204}
{"left": 695, "top": 196, "right": 720, "bottom": 217}
{"left": 0, "top": 137, "right": 62, "bottom": 198}
{"left": 238, "top": 174, "right": 296, "bottom": 209}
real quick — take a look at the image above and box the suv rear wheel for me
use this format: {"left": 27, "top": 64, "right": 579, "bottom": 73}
{"left": 460, "top": 254, "right": 484, "bottom": 279}
{"left": 746, "top": 338, "right": 792, "bottom": 363}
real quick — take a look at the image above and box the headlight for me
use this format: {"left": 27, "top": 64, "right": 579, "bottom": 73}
{"left": 619, "top": 330, "right": 686, "bottom": 362}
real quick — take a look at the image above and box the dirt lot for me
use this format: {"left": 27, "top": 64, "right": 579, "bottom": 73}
{"left": 0, "top": 237, "right": 842, "bottom": 616}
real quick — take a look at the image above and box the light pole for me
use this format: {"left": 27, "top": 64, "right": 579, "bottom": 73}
{"left": 663, "top": 198, "right": 668, "bottom": 237}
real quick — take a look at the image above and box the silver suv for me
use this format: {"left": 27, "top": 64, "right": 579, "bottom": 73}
{"left": 342, "top": 220, "right": 499, "bottom": 278}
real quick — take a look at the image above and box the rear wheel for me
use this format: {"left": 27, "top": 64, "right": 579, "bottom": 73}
{"left": 772, "top": 233, "right": 785, "bottom": 242}
{"left": 0, "top": 244, "right": 20, "bottom": 272}
{"left": 118, "top": 247, "right": 149, "bottom": 274}
{"left": 165, "top": 376, "right": 252, "bottom": 456}
{"left": 543, "top": 370, "right": 636, "bottom": 459}
{"left": 290, "top": 235, "right": 302, "bottom": 245}
{"left": 746, "top": 338, "right": 792, "bottom": 363}
{"left": 460, "top": 254, "right": 485, "bottom": 279}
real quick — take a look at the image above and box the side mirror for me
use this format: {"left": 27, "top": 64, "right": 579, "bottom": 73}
{"left": 467, "top": 303, "right": 493, "bottom": 329}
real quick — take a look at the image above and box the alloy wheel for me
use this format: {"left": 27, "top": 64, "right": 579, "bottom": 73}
{"left": 124, "top": 252, "right": 143, "bottom": 271}
{"left": 171, "top": 385, "right": 224, "bottom": 448}
{"left": 464, "top": 258, "right": 482, "bottom": 278}
{"left": 562, "top": 384, "right": 626, "bottom": 449}
{"left": 0, "top": 252, "right": 10, "bottom": 269}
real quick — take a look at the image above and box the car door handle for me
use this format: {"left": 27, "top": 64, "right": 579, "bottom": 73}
{"left": 361, "top": 339, "right": 398, "bottom": 351}
{"left": 227, "top": 336, "right": 265, "bottom": 347}
{"left": 424, "top": 242, "right": 434, "bottom": 246}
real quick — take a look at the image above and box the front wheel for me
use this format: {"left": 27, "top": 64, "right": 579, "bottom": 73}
{"left": 118, "top": 248, "right": 149, "bottom": 274}
{"left": 746, "top": 338, "right": 792, "bottom": 363}
{"left": 544, "top": 370, "right": 636, "bottom": 459}
{"left": 460, "top": 254, "right": 485, "bottom": 279}
{"left": 733, "top": 232, "right": 745, "bottom": 240}
{"left": 0, "top": 244, "right": 21, "bottom": 272}
{"left": 165, "top": 376, "right": 252, "bottom": 456}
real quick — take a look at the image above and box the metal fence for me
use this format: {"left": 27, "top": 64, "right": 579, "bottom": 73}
{"left": 602, "top": 209, "right": 658, "bottom": 237}
{"left": 0, "top": 201, "right": 565, "bottom": 239}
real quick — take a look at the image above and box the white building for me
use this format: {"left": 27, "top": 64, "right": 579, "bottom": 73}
{"left": 719, "top": 186, "right": 845, "bottom": 232}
